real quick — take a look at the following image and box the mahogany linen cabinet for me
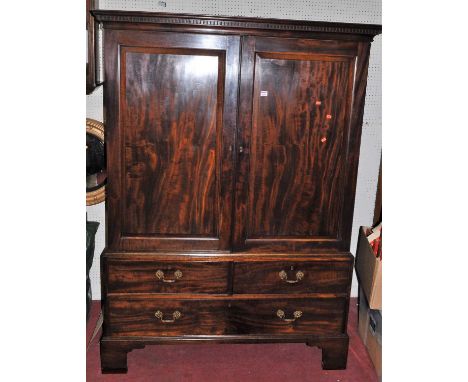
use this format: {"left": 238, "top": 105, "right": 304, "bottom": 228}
{"left": 93, "top": 10, "right": 381, "bottom": 374}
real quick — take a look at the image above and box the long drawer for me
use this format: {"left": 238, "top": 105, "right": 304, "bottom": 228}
{"left": 106, "top": 296, "right": 347, "bottom": 337}
{"left": 106, "top": 260, "right": 230, "bottom": 294}
{"left": 233, "top": 261, "right": 352, "bottom": 294}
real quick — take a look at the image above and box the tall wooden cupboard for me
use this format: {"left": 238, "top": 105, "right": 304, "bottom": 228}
{"left": 92, "top": 10, "right": 381, "bottom": 373}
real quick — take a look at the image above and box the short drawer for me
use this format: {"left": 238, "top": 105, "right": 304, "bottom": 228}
{"left": 106, "top": 260, "right": 230, "bottom": 294}
{"left": 233, "top": 261, "right": 352, "bottom": 294}
{"left": 107, "top": 297, "right": 229, "bottom": 337}
{"left": 230, "top": 297, "right": 347, "bottom": 335}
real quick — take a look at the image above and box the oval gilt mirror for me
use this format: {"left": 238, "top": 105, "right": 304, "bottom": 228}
{"left": 86, "top": 118, "right": 106, "bottom": 205}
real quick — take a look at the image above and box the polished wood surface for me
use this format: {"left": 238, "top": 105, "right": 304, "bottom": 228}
{"left": 230, "top": 297, "right": 346, "bottom": 335}
{"left": 100, "top": 335, "right": 350, "bottom": 373}
{"left": 107, "top": 259, "right": 230, "bottom": 294}
{"left": 106, "top": 295, "right": 346, "bottom": 337}
{"left": 249, "top": 52, "right": 351, "bottom": 238}
{"left": 107, "top": 297, "right": 229, "bottom": 336}
{"left": 233, "top": 36, "right": 358, "bottom": 252}
{"left": 103, "top": 251, "right": 352, "bottom": 261}
{"left": 92, "top": 10, "right": 381, "bottom": 41}
{"left": 104, "top": 31, "right": 239, "bottom": 251}
{"left": 233, "top": 261, "right": 352, "bottom": 294}
{"left": 97, "top": 10, "right": 381, "bottom": 374}
{"left": 122, "top": 48, "right": 221, "bottom": 236}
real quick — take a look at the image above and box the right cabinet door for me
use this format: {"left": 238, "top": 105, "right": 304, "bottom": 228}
{"left": 233, "top": 36, "right": 370, "bottom": 252}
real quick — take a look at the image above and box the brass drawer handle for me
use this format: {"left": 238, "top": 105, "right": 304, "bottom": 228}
{"left": 278, "top": 270, "right": 304, "bottom": 284}
{"left": 276, "top": 309, "right": 303, "bottom": 323}
{"left": 154, "top": 310, "right": 182, "bottom": 323}
{"left": 155, "top": 269, "right": 183, "bottom": 283}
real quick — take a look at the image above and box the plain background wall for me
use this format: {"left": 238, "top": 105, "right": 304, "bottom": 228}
{"left": 86, "top": 0, "right": 382, "bottom": 299}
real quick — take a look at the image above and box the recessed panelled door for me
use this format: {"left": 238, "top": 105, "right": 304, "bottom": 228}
{"left": 105, "top": 31, "right": 239, "bottom": 251}
{"left": 233, "top": 36, "right": 359, "bottom": 252}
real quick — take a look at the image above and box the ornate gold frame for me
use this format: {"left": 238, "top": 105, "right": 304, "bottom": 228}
{"left": 86, "top": 118, "right": 106, "bottom": 205}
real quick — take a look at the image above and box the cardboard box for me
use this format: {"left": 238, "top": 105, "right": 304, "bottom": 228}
{"left": 358, "top": 289, "right": 370, "bottom": 342}
{"left": 356, "top": 226, "right": 382, "bottom": 309}
{"left": 358, "top": 287, "right": 382, "bottom": 379}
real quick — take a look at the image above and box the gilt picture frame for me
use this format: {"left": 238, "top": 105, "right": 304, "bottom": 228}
{"left": 86, "top": 118, "right": 106, "bottom": 205}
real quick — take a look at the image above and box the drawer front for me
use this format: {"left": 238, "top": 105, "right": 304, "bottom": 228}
{"left": 106, "top": 296, "right": 346, "bottom": 337}
{"left": 233, "top": 261, "right": 352, "bottom": 294}
{"left": 107, "top": 260, "right": 230, "bottom": 294}
{"left": 107, "top": 297, "right": 229, "bottom": 337}
{"left": 230, "top": 298, "right": 347, "bottom": 335}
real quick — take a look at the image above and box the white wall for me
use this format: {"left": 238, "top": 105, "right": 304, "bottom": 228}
{"left": 86, "top": 0, "right": 382, "bottom": 299}
{"left": 87, "top": 86, "right": 104, "bottom": 300}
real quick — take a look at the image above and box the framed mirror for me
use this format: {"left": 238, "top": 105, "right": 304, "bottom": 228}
{"left": 86, "top": 0, "right": 98, "bottom": 94}
{"left": 86, "top": 118, "right": 106, "bottom": 205}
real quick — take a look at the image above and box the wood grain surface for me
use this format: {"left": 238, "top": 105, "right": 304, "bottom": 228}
{"left": 122, "top": 48, "right": 221, "bottom": 236}
{"left": 233, "top": 260, "right": 352, "bottom": 294}
{"left": 98, "top": 12, "right": 381, "bottom": 373}
{"left": 104, "top": 31, "right": 239, "bottom": 251}
{"left": 107, "top": 260, "right": 230, "bottom": 294}
{"left": 230, "top": 297, "right": 346, "bottom": 335}
{"left": 248, "top": 54, "right": 350, "bottom": 238}
{"left": 106, "top": 296, "right": 346, "bottom": 337}
{"left": 233, "top": 37, "right": 358, "bottom": 252}
{"left": 107, "top": 298, "right": 229, "bottom": 337}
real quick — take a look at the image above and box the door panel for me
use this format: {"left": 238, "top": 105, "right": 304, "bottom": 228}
{"left": 123, "top": 49, "right": 220, "bottom": 236}
{"left": 249, "top": 54, "right": 350, "bottom": 238}
{"left": 105, "top": 31, "right": 239, "bottom": 250}
{"left": 234, "top": 37, "right": 357, "bottom": 252}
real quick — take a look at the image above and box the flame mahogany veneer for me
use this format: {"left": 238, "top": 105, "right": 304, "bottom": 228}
{"left": 93, "top": 10, "right": 381, "bottom": 374}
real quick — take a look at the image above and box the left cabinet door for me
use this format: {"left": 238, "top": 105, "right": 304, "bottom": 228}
{"left": 104, "top": 31, "right": 240, "bottom": 251}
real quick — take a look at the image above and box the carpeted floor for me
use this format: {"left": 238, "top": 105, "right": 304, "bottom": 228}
{"left": 86, "top": 298, "right": 378, "bottom": 381}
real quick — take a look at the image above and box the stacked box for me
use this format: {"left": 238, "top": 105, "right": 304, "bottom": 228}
{"left": 356, "top": 226, "right": 382, "bottom": 379}
{"left": 358, "top": 288, "right": 382, "bottom": 379}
